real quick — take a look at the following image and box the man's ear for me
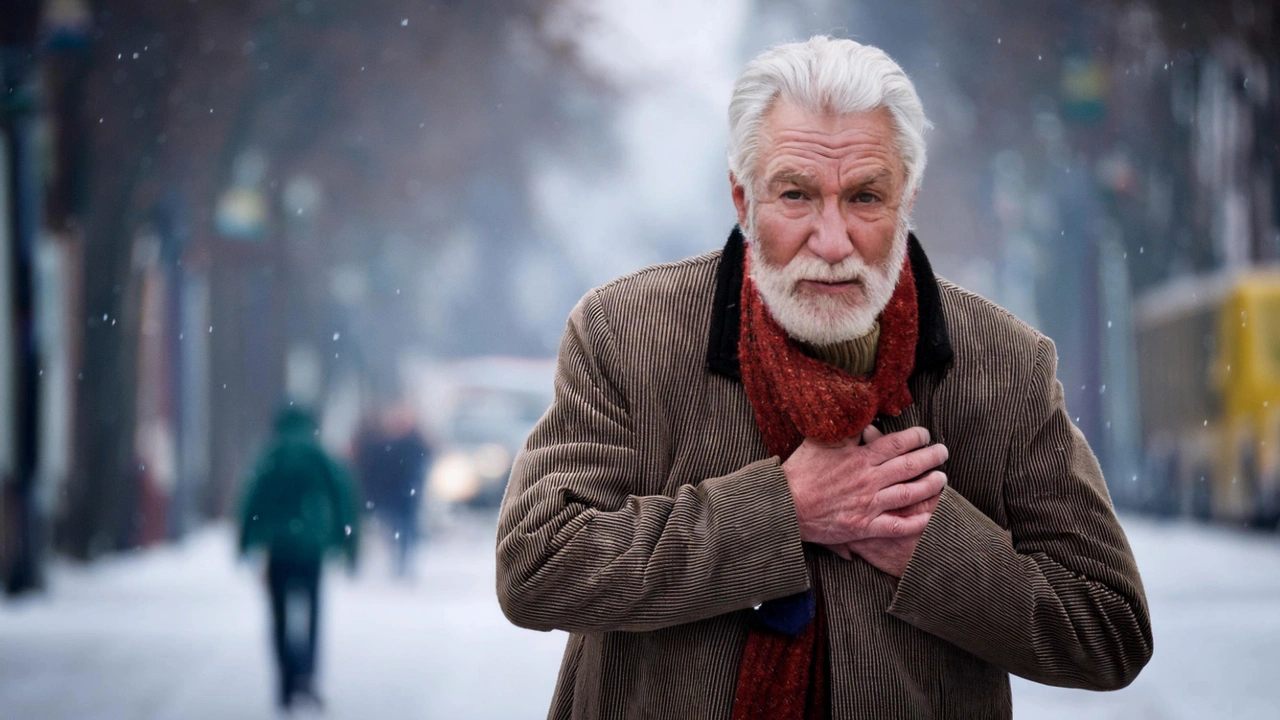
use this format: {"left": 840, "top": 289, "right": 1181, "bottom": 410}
{"left": 730, "top": 172, "right": 750, "bottom": 229}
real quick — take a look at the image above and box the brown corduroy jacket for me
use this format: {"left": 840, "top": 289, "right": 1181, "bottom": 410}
{"left": 496, "top": 230, "right": 1152, "bottom": 720}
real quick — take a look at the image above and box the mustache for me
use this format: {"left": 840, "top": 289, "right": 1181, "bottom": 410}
{"left": 772, "top": 255, "right": 871, "bottom": 288}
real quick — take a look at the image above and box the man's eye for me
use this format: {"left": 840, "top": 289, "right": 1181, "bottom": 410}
{"left": 781, "top": 190, "right": 805, "bottom": 201}
{"left": 852, "top": 192, "right": 879, "bottom": 203}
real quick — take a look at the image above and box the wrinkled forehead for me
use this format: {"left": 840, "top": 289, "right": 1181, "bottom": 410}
{"left": 754, "top": 101, "right": 906, "bottom": 186}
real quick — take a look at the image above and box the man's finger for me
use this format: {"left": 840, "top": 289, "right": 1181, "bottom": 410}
{"left": 874, "top": 443, "right": 949, "bottom": 486}
{"left": 865, "top": 508, "right": 933, "bottom": 538}
{"left": 825, "top": 543, "right": 854, "bottom": 561}
{"left": 884, "top": 492, "right": 943, "bottom": 519}
{"left": 872, "top": 471, "right": 946, "bottom": 512}
{"left": 863, "top": 426, "right": 931, "bottom": 465}
{"left": 861, "top": 424, "right": 884, "bottom": 445}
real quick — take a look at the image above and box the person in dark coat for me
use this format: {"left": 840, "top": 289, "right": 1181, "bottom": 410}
{"left": 495, "top": 36, "right": 1150, "bottom": 720}
{"left": 239, "top": 405, "right": 359, "bottom": 710}
{"left": 353, "top": 403, "right": 431, "bottom": 577}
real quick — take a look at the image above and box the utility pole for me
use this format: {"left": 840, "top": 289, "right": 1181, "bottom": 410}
{"left": 1, "top": 0, "right": 46, "bottom": 595}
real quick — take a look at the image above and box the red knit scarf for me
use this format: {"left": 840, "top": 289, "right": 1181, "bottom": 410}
{"left": 731, "top": 252, "right": 918, "bottom": 720}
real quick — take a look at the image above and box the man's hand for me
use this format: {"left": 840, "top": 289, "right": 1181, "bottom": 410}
{"left": 843, "top": 497, "right": 940, "bottom": 577}
{"left": 837, "top": 425, "right": 943, "bottom": 577}
{"left": 782, "top": 425, "right": 948, "bottom": 561}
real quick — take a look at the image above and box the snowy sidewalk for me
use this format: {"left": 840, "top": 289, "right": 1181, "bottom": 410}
{"left": 1011, "top": 516, "right": 1280, "bottom": 719}
{"left": 0, "top": 515, "right": 566, "bottom": 720}
{"left": 2, "top": 515, "right": 1279, "bottom": 719}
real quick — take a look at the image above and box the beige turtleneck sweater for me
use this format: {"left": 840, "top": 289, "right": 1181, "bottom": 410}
{"left": 800, "top": 322, "right": 880, "bottom": 376}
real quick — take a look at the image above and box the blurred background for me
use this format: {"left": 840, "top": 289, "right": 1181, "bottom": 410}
{"left": 1, "top": 0, "right": 1278, "bottom": 718}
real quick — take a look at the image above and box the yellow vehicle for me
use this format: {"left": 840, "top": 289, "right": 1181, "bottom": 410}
{"left": 1135, "top": 270, "right": 1280, "bottom": 527}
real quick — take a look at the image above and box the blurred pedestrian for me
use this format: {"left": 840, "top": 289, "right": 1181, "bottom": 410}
{"left": 354, "top": 402, "right": 431, "bottom": 578}
{"left": 239, "top": 405, "right": 359, "bottom": 711}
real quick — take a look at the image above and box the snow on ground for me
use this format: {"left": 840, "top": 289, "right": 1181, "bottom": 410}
{"left": 0, "top": 513, "right": 566, "bottom": 720}
{"left": 1010, "top": 515, "right": 1280, "bottom": 720}
{"left": 1, "top": 513, "right": 1278, "bottom": 719}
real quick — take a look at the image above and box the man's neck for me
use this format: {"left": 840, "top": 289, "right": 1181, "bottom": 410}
{"left": 799, "top": 322, "right": 881, "bottom": 376}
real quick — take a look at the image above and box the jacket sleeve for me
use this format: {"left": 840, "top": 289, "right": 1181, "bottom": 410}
{"left": 887, "top": 337, "right": 1153, "bottom": 690}
{"left": 327, "top": 457, "right": 360, "bottom": 566}
{"left": 495, "top": 291, "right": 810, "bottom": 634}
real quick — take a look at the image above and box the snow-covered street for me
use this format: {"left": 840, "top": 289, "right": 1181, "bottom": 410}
{"left": 2, "top": 514, "right": 1278, "bottom": 719}
{"left": 0, "top": 515, "right": 566, "bottom": 720}
{"left": 1010, "top": 516, "right": 1280, "bottom": 720}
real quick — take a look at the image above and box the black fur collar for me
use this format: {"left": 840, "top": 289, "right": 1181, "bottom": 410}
{"left": 705, "top": 226, "right": 953, "bottom": 381}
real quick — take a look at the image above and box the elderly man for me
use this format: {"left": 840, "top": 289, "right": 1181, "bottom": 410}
{"left": 496, "top": 36, "right": 1151, "bottom": 720}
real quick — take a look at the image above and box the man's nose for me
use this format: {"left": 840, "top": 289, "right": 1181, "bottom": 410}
{"left": 807, "top": 198, "right": 856, "bottom": 264}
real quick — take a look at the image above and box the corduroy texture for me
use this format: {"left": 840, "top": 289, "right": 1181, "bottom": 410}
{"left": 732, "top": 254, "right": 919, "bottom": 720}
{"left": 495, "top": 231, "right": 1152, "bottom": 720}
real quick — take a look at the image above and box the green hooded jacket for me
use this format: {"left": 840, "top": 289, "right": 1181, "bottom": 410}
{"left": 238, "top": 407, "right": 359, "bottom": 565}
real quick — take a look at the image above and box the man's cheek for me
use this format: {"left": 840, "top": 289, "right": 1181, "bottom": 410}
{"left": 757, "top": 227, "right": 806, "bottom": 268}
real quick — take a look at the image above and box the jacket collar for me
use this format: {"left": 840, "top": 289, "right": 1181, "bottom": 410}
{"left": 705, "top": 226, "right": 953, "bottom": 381}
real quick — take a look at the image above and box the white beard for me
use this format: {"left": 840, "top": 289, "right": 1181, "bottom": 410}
{"left": 746, "top": 218, "right": 910, "bottom": 346}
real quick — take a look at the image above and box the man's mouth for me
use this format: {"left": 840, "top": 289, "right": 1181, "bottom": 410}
{"left": 798, "top": 278, "right": 862, "bottom": 295}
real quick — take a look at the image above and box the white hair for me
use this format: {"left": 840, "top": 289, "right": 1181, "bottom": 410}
{"left": 728, "top": 35, "right": 930, "bottom": 201}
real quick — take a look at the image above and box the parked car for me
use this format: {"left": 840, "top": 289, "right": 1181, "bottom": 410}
{"left": 406, "top": 356, "right": 555, "bottom": 508}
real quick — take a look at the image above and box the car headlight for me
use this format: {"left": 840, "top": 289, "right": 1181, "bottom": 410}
{"left": 429, "top": 452, "right": 481, "bottom": 503}
{"left": 473, "top": 443, "right": 512, "bottom": 481}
